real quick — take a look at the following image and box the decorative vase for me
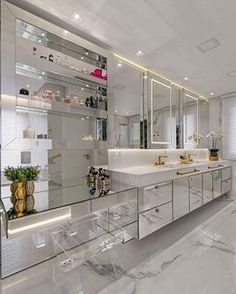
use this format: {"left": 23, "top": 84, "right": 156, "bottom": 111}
{"left": 10, "top": 183, "right": 17, "bottom": 206}
{"left": 13, "top": 182, "right": 26, "bottom": 217}
{"left": 209, "top": 149, "right": 219, "bottom": 161}
{"left": 26, "top": 180, "right": 35, "bottom": 213}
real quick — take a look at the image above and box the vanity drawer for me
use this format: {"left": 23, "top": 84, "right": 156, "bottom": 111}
{"left": 222, "top": 167, "right": 232, "bottom": 181}
{"left": 138, "top": 202, "right": 172, "bottom": 239}
{"left": 139, "top": 181, "right": 172, "bottom": 212}
{"left": 222, "top": 179, "right": 231, "bottom": 195}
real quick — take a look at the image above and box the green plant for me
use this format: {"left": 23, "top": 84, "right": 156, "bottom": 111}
{"left": 3, "top": 166, "right": 26, "bottom": 183}
{"left": 3, "top": 165, "right": 40, "bottom": 182}
{"left": 24, "top": 165, "right": 40, "bottom": 181}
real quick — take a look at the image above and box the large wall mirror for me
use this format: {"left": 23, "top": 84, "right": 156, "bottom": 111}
{"left": 112, "top": 57, "right": 146, "bottom": 148}
{"left": 147, "top": 74, "right": 177, "bottom": 149}
{"left": 183, "top": 92, "right": 199, "bottom": 148}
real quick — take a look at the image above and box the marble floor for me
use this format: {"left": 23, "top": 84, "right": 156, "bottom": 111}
{"left": 1, "top": 196, "right": 236, "bottom": 294}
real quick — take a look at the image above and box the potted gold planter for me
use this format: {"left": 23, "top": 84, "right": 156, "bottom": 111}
{"left": 209, "top": 149, "right": 219, "bottom": 161}
{"left": 14, "top": 182, "right": 26, "bottom": 217}
{"left": 26, "top": 180, "right": 35, "bottom": 213}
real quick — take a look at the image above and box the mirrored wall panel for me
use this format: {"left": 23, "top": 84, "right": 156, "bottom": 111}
{"left": 183, "top": 92, "right": 199, "bottom": 148}
{"left": 147, "top": 74, "right": 177, "bottom": 149}
{"left": 112, "top": 57, "right": 146, "bottom": 148}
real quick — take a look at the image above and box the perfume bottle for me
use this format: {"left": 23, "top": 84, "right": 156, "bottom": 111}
{"left": 32, "top": 47, "right": 37, "bottom": 56}
{"left": 49, "top": 54, "right": 54, "bottom": 62}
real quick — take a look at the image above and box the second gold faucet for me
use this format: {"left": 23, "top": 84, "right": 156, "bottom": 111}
{"left": 155, "top": 155, "right": 168, "bottom": 165}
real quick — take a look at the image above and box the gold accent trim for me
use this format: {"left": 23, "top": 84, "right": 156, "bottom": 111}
{"left": 113, "top": 53, "right": 208, "bottom": 101}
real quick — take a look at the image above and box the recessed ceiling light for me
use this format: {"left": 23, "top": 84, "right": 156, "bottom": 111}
{"left": 42, "top": 72, "right": 45, "bottom": 75}
{"left": 227, "top": 70, "right": 236, "bottom": 77}
{"left": 38, "top": 76, "right": 42, "bottom": 79}
{"left": 210, "top": 92, "right": 215, "bottom": 96}
{"left": 86, "top": 84, "right": 89, "bottom": 87}
{"left": 85, "top": 51, "right": 89, "bottom": 55}
{"left": 81, "top": 87, "right": 84, "bottom": 91}
{"left": 81, "top": 117, "right": 85, "bottom": 120}
{"left": 117, "top": 62, "right": 123, "bottom": 67}
{"left": 184, "top": 77, "right": 189, "bottom": 81}
{"left": 197, "top": 38, "right": 220, "bottom": 53}
{"left": 81, "top": 56, "right": 84, "bottom": 60}
{"left": 136, "top": 50, "right": 143, "bottom": 56}
{"left": 86, "top": 116, "right": 89, "bottom": 119}
{"left": 126, "top": 112, "right": 129, "bottom": 115}
{"left": 38, "top": 39, "right": 42, "bottom": 43}
{"left": 115, "top": 110, "right": 118, "bottom": 113}
{"left": 73, "top": 13, "right": 80, "bottom": 20}
{"left": 143, "top": 75, "right": 147, "bottom": 79}
{"left": 41, "top": 33, "right": 45, "bottom": 37}
{"left": 63, "top": 30, "right": 69, "bottom": 34}
{"left": 26, "top": 85, "right": 30, "bottom": 88}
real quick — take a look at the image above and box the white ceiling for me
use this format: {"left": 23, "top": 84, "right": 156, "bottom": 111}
{"left": 7, "top": 0, "right": 236, "bottom": 98}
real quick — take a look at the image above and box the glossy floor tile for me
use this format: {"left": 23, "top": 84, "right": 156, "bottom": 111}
{"left": 1, "top": 196, "right": 235, "bottom": 294}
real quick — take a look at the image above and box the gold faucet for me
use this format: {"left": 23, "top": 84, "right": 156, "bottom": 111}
{"left": 155, "top": 155, "right": 168, "bottom": 165}
{"left": 180, "top": 151, "right": 197, "bottom": 164}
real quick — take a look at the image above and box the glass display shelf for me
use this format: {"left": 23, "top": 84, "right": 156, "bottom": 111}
{"left": 16, "top": 96, "right": 108, "bottom": 120}
{"left": 16, "top": 63, "right": 107, "bottom": 92}
{"left": 1, "top": 181, "right": 137, "bottom": 216}
{"left": 16, "top": 19, "right": 107, "bottom": 70}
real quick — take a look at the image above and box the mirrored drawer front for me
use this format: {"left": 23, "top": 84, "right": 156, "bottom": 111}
{"left": 222, "top": 179, "right": 231, "bottom": 195}
{"left": 139, "top": 181, "right": 172, "bottom": 212}
{"left": 139, "top": 202, "right": 172, "bottom": 239}
{"left": 222, "top": 167, "right": 232, "bottom": 181}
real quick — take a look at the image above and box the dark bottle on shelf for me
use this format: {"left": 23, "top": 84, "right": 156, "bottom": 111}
{"left": 49, "top": 54, "right": 54, "bottom": 62}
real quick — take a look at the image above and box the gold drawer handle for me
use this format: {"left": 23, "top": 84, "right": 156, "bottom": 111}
{"left": 177, "top": 169, "right": 200, "bottom": 176}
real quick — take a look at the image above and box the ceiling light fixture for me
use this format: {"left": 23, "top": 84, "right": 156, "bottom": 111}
{"left": 86, "top": 84, "right": 89, "bottom": 87}
{"left": 136, "top": 50, "right": 143, "bottom": 56}
{"left": 73, "top": 13, "right": 80, "bottom": 20}
{"left": 81, "top": 56, "right": 84, "bottom": 60}
{"left": 210, "top": 92, "right": 215, "bottom": 96}
{"left": 227, "top": 70, "right": 236, "bottom": 77}
{"left": 42, "top": 72, "right": 45, "bottom": 75}
{"left": 117, "top": 62, "right": 123, "bottom": 67}
{"left": 143, "top": 75, "right": 147, "bottom": 79}
{"left": 26, "top": 85, "right": 30, "bottom": 88}
{"left": 184, "top": 77, "right": 189, "bottom": 81}
{"left": 41, "top": 33, "right": 45, "bottom": 37}
{"left": 64, "top": 30, "right": 69, "bottom": 34}
{"left": 115, "top": 110, "right": 118, "bottom": 113}
{"left": 81, "top": 87, "right": 84, "bottom": 91}
{"left": 197, "top": 37, "right": 220, "bottom": 53}
{"left": 85, "top": 51, "right": 89, "bottom": 55}
{"left": 38, "top": 39, "right": 42, "bottom": 43}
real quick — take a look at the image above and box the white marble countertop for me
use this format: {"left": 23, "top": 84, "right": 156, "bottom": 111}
{"left": 110, "top": 160, "right": 232, "bottom": 187}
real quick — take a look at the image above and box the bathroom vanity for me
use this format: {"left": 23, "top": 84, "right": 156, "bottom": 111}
{"left": 0, "top": 0, "right": 232, "bottom": 281}
{"left": 109, "top": 149, "right": 232, "bottom": 239}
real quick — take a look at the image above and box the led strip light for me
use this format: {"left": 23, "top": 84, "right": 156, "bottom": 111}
{"left": 113, "top": 53, "right": 208, "bottom": 101}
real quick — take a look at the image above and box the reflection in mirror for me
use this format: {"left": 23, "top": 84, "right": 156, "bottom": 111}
{"left": 198, "top": 99, "right": 209, "bottom": 148}
{"left": 184, "top": 93, "right": 199, "bottom": 148}
{"left": 149, "top": 78, "right": 176, "bottom": 148}
{"left": 1, "top": 15, "right": 109, "bottom": 218}
{"left": 112, "top": 58, "right": 145, "bottom": 148}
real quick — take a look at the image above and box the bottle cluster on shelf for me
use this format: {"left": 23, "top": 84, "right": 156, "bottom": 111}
{"left": 86, "top": 167, "right": 111, "bottom": 196}
{"left": 32, "top": 46, "right": 107, "bottom": 80}
{"left": 18, "top": 87, "right": 107, "bottom": 112}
